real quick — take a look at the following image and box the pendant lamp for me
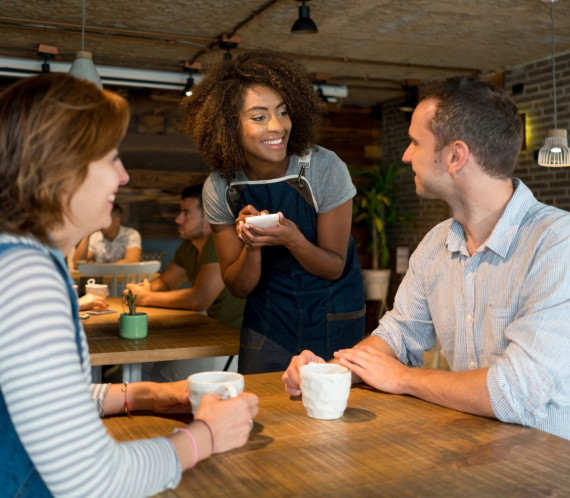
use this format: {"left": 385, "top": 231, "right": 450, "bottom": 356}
{"left": 291, "top": 0, "right": 318, "bottom": 34}
{"left": 68, "top": 0, "right": 102, "bottom": 88}
{"left": 537, "top": 0, "right": 570, "bottom": 167}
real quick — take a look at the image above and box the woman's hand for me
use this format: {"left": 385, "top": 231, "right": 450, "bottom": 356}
{"left": 239, "top": 212, "right": 302, "bottom": 250}
{"left": 194, "top": 392, "right": 259, "bottom": 453}
{"left": 235, "top": 204, "right": 268, "bottom": 243}
{"left": 78, "top": 293, "right": 108, "bottom": 311}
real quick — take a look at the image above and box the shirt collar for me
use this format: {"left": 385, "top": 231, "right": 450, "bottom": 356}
{"left": 446, "top": 178, "right": 535, "bottom": 259}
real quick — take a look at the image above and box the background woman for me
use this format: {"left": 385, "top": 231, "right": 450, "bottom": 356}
{"left": 0, "top": 73, "right": 258, "bottom": 497}
{"left": 182, "top": 50, "right": 365, "bottom": 374}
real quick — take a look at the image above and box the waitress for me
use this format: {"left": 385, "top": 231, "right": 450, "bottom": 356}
{"left": 182, "top": 50, "right": 365, "bottom": 374}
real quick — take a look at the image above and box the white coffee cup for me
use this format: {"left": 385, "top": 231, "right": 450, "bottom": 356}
{"left": 299, "top": 363, "right": 351, "bottom": 420}
{"left": 72, "top": 284, "right": 79, "bottom": 296}
{"left": 187, "top": 371, "right": 244, "bottom": 413}
{"left": 85, "top": 278, "right": 108, "bottom": 298}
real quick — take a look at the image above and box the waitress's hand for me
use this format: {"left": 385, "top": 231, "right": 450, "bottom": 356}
{"left": 235, "top": 205, "right": 268, "bottom": 242}
{"left": 240, "top": 212, "right": 302, "bottom": 250}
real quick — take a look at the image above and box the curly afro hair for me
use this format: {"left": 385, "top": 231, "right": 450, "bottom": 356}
{"left": 180, "top": 49, "right": 323, "bottom": 183}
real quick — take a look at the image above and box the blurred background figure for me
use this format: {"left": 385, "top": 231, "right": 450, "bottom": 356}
{"left": 73, "top": 203, "right": 142, "bottom": 266}
{"left": 127, "top": 184, "right": 245, "bottom": 381}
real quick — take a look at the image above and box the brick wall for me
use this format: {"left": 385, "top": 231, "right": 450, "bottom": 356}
{"left": 507, "top": 52, "right": 570, "bottom": 210}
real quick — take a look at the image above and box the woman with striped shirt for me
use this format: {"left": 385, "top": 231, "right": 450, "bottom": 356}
{"left": 0, "top": 73, "right": 258, "bottom": 497}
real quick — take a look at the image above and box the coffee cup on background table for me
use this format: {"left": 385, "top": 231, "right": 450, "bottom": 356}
{"left": 187, "top": 371, "right": 244, "bottom": 413}
{"left": 85, "top": 278, "right": 108, "bottom": 299}
{"left": 299, "top": 363, "right": 351, "bottom": 420}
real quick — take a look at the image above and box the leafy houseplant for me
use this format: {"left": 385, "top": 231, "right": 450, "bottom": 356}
{"left": 119, "top": 289, "right": 148, "bottom": 339}
{"left": 352, "top": 161, "right": 414, "bottom": 270}
{"left": 352, "top": 162, "right": 414, "bottom": 306}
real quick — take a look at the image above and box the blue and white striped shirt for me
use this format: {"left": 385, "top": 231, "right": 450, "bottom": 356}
{"left": 373, "top": 179, "right": 570, "bottom": 439}
{"left": 0, "top": 234, "right": 182, "bottom": 497}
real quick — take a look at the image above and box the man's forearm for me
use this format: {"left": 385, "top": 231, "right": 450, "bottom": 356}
{"left": 143, "top": 288, "right": 208, "bottom": 311}
{"left": 401, "top": 367, "right": 494, "bottom": 418}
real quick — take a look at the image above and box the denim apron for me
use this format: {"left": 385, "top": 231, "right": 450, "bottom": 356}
{"left": 0, "top": 241, "right": 83, "bottom": 498}
{"left": 226, "top": 153, "right": 366, "bottom": 374}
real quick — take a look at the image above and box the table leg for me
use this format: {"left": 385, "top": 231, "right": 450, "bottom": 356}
{"left": 122, "top": 363, "right": 142, "bottom": 383}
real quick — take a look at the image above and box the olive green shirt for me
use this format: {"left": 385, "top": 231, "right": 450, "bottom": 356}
{"left": 173, "top": 237, "right": 245, "bottom": 328}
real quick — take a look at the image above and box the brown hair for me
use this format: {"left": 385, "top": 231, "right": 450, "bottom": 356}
{"left": 0, "top": 73, "right": 129, "bottom": 245}
{"left": 180, "top": 49, "right": 323, "bottom": 183}
{"left": 419, "top": 76, "right": 523, "bottom": 178}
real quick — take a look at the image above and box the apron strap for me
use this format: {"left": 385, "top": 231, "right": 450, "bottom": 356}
{"left": 297, "top": 149, "right": 313, "bottom": 189}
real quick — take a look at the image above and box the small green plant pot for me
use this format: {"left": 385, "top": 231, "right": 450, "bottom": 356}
{"left": 119, "top": 312, "right": 148, "bottom": 339}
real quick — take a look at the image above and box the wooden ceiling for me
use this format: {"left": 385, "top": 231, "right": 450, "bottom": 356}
{"left": 1, "top": 0, "right": 570, "bottom": 107}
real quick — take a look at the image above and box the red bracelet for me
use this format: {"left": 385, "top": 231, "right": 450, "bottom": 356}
{"left": 121, "top": 382, "right": 131, "bottom": 417}
{"left": 174, "top": 428, "right": 198, "bottom": 468}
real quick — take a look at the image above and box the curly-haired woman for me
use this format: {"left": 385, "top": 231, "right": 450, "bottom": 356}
{"left": 182, "top": 50, "right": 365, "bottom": 374}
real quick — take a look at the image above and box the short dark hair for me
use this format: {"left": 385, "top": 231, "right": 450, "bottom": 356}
{"left": 180, "top": 49, "right": 323, "bottom": 183}
{"left": 181, "top": 184, "right": 203, "bottom": 210}
{"left": 419, "top": 76, "right": 523, "bottom": 178}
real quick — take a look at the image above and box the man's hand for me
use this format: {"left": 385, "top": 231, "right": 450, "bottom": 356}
{"left": 282, "top": 350, "right": 325, "bottom": 396}
{"left": 334, "top": 344, "right": 408, "bottom": 394}
{"left": 125, "top": 279, "right": 152, "bottom": 305}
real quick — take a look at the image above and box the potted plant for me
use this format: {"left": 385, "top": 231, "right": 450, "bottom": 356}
{"left": 119, "top": 289, "right": 148, "bottom": 339}
{"left": 352, "top": 161, "right": 414, "bottom": 307}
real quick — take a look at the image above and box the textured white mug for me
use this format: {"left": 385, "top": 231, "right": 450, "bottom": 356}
{"left": 300, "top": 363, "right": 351, "bottom": 420}
{"left": 187, "top": 371, "right": 244, "bottom": 413}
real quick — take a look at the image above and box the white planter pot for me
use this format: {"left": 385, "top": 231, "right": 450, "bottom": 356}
{"left": 361, "top": 269, "right": 391, "bottom": 303}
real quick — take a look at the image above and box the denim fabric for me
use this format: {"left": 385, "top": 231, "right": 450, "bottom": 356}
{"left": 230, "top": 177, "right": 365, "bottom": 374}
{"left": 0, "top": 242, "right": 83, "bottom": 497}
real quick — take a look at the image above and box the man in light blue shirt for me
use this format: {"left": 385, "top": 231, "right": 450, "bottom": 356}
{"left": 283, "top": 76, "right": 570, "bottom": 440}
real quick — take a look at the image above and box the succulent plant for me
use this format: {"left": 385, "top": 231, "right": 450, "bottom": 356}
{"left": 123, "top": 289, "right": 138, "bottom": 316}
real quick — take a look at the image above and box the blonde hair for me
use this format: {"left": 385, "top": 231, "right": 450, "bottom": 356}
{"left": 0, "top": 73, "right": 129, "bottom": 245}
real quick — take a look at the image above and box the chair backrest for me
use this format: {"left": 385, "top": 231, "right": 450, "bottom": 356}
{"left": 77, "top": 261, "right": 161, "bottom": 297}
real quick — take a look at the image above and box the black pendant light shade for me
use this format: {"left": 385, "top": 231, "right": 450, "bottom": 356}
{"left": 291, "top": 0, "right": 318, "bottom": 34}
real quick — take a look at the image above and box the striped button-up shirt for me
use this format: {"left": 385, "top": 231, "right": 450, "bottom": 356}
{"left": 373, "top": 178, "right": 570, "bottom": 440}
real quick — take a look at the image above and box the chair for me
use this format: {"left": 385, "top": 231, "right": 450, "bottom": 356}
{"left": 78, "top": 261, "right": 161, "bottom": 297}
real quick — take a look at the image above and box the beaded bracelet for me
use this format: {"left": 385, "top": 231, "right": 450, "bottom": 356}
{"left": 194, "top": 419, "right": 215, "bottom": 454}
{"left": 121, "top": 382, "right": 131, "bottom": 417}
{"left": 174, "top": 428, "right": 198, "bottom": 468}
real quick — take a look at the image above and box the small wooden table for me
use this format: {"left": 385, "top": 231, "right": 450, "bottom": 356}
{"left": 84, "top": 298, "right": 239, "bottom": 382}
{"left": 104, "top": 371, "right": 570, "bottom": 497}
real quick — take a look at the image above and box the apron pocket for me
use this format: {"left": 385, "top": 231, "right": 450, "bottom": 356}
{"left": 327, "top": 306, "right": 366, "bottom": 322}
{"left": 240, "top": 326, "right": 267, "bottom": 351}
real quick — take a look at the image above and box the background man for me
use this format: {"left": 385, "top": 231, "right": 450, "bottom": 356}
{"left": 73, "top": 203, "right": 141, "bottom": 265}
{"left": 127, "top": 184, "right": 245, "bottom": 380}
{"left": 283, "top": 76, "right": 570, "bottom": 440}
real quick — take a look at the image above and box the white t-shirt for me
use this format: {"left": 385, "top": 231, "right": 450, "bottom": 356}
{"left": 88, "top": 225, "right": 141, "bottom": 263}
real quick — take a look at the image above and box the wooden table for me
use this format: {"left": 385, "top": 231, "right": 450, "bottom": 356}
{"left": 104, "top": 372, "right": 570, "bottom": 497}
{"left": 84, "top": 298, "right": 239, "bottom": 382}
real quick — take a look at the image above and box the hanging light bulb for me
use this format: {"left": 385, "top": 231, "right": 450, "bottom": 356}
{"left": 183, "top": 76, "right": 194, "bottom": 97}
{"left": 538, "top": 0, "right": 570, "bottom": 167}
{"left": 68, "top": 0, "right": 102, "bottom": 88}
